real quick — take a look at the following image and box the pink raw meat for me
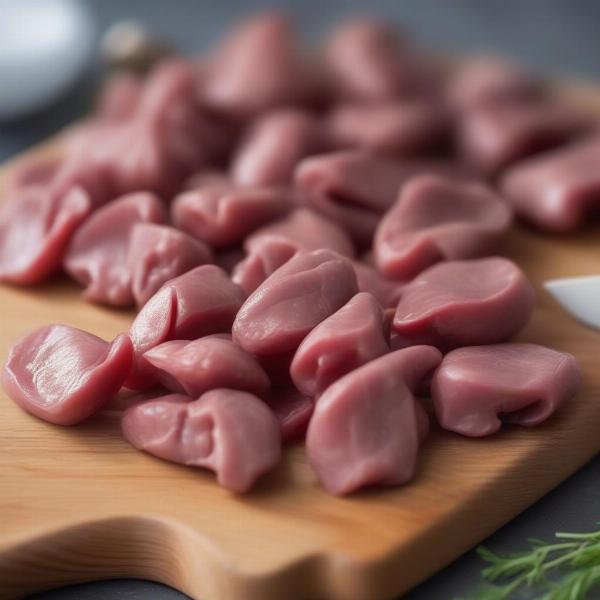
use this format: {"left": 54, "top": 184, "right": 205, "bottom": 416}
{"left": 233, "top": 249, "right": 358, "bottom": 356}
{"left": 431, "top": 344, "right": 581, "bottom": 436}
{"left": 263, "top": 387, "right": 315, "bottom": 441}
{"left": 457, "top": 99, "right": 590, "bottom": 175}
{"left": 500, "top": 134, "right": 600, "bottom": 231}
{"left": 447, "top": 56, "right": 542, "bottom": 110}
{"left": 2, "top": 324, "right": 133, "bottom": 425}
{"left": 4, "top": 157, "right": 61, "bottom": 195}
{"left": 352, "top": 261, "right": 403, "bottom": 308}
{"left": 291, "top": 292, "right": 389, "bottom": 397}
{"left": 375, "top": 175, "right": 512, "bottom": 280}
{"left": 0, "top": 185, "right": 92, "bottom": 285}
{"left": 64, "top": 192, "right": 167, "bottom": 306}
{"left": 121, "top": 390, "right": 282, "bottom": 493}
{"left": 393, "top": 257, "right": 535, "bottom": 350}
{"left": 127, "top": 223, "right": 214, "bottom": 307}
{"left": 232, "top": 208, "right": 355, "bottom": 293}
{"left": 295, "top": 151, "right": 474, "bottom": 246}
{"left": 96, "top": 72, "right": 142, "bottom": 121}
{"left": 126, "top": 265, "right": 246, "bottom": 390}
{"left": 327, "top": 100, "right": 450, "bottom": 156}
{"left": 143, "top": 336, "right": 270, "bottom": 397}
{"left": 325, "top": 18, "right": 435, "bottom": 101}
{"left": 202, "top": 13, "right": 318, "bottom": 118}
{"left": 171, "top": 174, "right": 288, "bottom": 248}
{"left": 231, "top": 109, "right": 327, "bottom": 186}
{"left": 306, "top": 345, "right": 442, "bottom": 495}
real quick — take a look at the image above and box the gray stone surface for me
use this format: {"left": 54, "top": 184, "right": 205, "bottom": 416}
{"left": 3, "top": 1, "right": 599, "bottom": 598}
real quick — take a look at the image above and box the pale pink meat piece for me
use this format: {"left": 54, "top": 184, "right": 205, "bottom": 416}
{"left": 143, "top": 336, "right": 270, "bottom": 397}
{"left": 231, "top": 109, "right": 327, "bottom": 186}
{"left": 457, "top": 99, "right": 590, "bottom": 175}
{"left": 202, "top": 13, "right": 318, "bottom": 118}
{"left": 126, "top": 265, "right": 246, "bottom": 390}
{"left": 291, "top": 292, "right": 390, "bottom": 397}
{"left": 431, "top": 344, "right": 581, "bottom": 437}
{"left": 306, "top": 345, "right": 442, "bottom": 495}
{"left": 352, "top": 261, "right": 403, "bottom": 308}
{"left": 127, "top": 223, "right": 214, "bottom": 307}
{"left": 171, "top": 174, "right": 289, "bottom": 248}
{"left": 324, "top": 18, "right": 435, "bottom": 101}
{"left": 4, "top": 157, "right": 61, "bottom": 195}
{"left": 327, "top": 100, "right": 450, "bottom": 156}
{"left": 295, "top": 151, "right": 475, "bottom": 246}
{"left": 500, "top": 134, "right": 600, "bottom": 231}
{"left": 2, "top": 324, "right": 133, "bottom": 425}
{"left": 0, "top": 186, "right": 92, "bottom": 285}
{"left": 374, "top": 175, "right": 512, "bottom": 280}
{"left": 233, "top": 249, "right": 358, "bottom": 356}
{"left": 121, "top": 390, "right": 282, "bottom": 493}
{"left": 96, "top": 72, "right": 143, "bottom": 121}
{"left": 447, "top": 56, "right": 542, "bottom": 111}
{"left": 64, "top": 192, "right": 167, "bottom": 306}
{"left": 232, "top": 239, "right": 298, "bottom": 295}
{"left": 263, "top": 387, "right": 315, "bottom": 442}
{"left": 393, "top": 257, "right": 535, "bottom": 350}
{"left": 232, "top": 208, "right": 355, "bottom": 293}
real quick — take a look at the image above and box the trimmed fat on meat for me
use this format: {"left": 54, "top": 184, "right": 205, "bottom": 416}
{"left": 431, "top": 344, "right": 581, "bottom": 436}
{"left": 121, "top": 390, "right": 282, "bottom": 493}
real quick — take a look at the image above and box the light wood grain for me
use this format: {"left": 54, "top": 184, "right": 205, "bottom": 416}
{"left": 1, "top": 83, "right": 600, "bottom": 600}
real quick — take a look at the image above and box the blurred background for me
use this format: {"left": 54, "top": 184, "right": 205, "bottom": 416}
{"left": 3, "top": 1, "right": 600, "bottom": 599}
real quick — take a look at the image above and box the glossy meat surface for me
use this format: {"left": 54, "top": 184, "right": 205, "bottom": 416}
{"left": 291, "top": 292, "right": 389, "bottom": 397}
{"left": 393, "top": 257, "right": 535, "bottom": 350}
{"left": 375, "top": 175, "right": 512, "bottom": 280}
{"left": 233, "top": 249, "right": 358, "bottom": 356}
{"left": 3, "top": 325, "right": 133, "bottom": 425}
{"left": 431, "top": 344, "right": 581, "bottom": 436}
{"left": 143, "top": 336, "right": 270, "bottom": 397}
{"left": 121, "top": 390, "right": 282, "bottom": 492}
{"left": 306, "top": 345, "right": 442, "bottom": 495}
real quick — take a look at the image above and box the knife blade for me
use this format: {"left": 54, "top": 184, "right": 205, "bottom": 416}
{"left": 544, "top": 275, "right": 600, "bottom": 330}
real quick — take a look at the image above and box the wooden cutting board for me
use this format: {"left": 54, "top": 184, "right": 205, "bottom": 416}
{"left": 1, "top": 81, "right": 600, "bottom": 600}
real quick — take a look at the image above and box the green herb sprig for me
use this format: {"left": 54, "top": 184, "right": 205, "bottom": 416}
{"left": 462, "top": 527, "right": 600, "bottom": 599}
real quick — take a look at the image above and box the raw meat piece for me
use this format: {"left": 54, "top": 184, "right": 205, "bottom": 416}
{"left": 306, "top": 345, "right": 442, "bottom": 495}
{"left": 2, "top": 324, "right": 133, "bottom": 425}
{"left": 374, "top": 175, "right": 512, "bottom": 280}
{"left": 291, "top": 292, "right": 390, "bottom": 397}
{"left": 232, "top": 208, "right": 355, "bottom": 293}
{"left": 352, "top": 261, "right": 403, "bottom": 308}
{"left": 143, "top": 336, "right": 270, "bottom": 397}
{"left": 97, "top": 72, "right": 142, "bottom": 121}
{"left": 327, "top": 100, "right": 450, "bottom": 156}
{"left": 231, "top": 109, "right": 327, "bottom": 186}
{"left": 325, "top": 18, "right": 435, "bottom": 101}
{"left": 171, "top": 174, "right": 288, "bottom": 248}
{"left": 121, "top": 390, "right": 282, "bottom": 493}
{"left": 244, "top": 208, "right": 355, "bottom": 258}
{"left": 4, "top": 157, "right": 61, "bottom": 195}
{"left": 0, "top": 185, "right": 92, "bottom": 285}
{"left": 457, "top": 99, "right": 590, "bottom": 175}
{"left": 263, "top": 387, "right": 315, "bottom": 441}
{"left": 500, "top": 134, "right": 600, "bottom": 231}
{"left": 64, "top": 192, "right": 167, "bottom": 306}
{"left": 431, "top": 344, "right": 581, "bottom": 436}
{"left": 126, "top": 265, "right": 246, "bottom": 390}
{"left": 202, "top": 13, "right": 318, "bottom": 118}
{"left": 393, "top": 257, "right": 535, "bottom": 350}
{"left": 127, "top": 223, "right": 214, "bottom": 307}
{"left": 448, "top": 56, "right": 542, "bottom": 110}
{"left": 295, "top": 151, "right": 474, "bottom": 246}
{"left": 233, "top": 249, "right": 358, "bottom": 356}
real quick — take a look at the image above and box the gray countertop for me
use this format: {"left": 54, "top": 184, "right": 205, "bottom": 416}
{"left": 3, "top": 1, "right": 599, "bottom": 598}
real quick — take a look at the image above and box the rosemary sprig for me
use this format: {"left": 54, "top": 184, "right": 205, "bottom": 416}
{"left": 460, "top": 526, "right": 600, "bottom": 600}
